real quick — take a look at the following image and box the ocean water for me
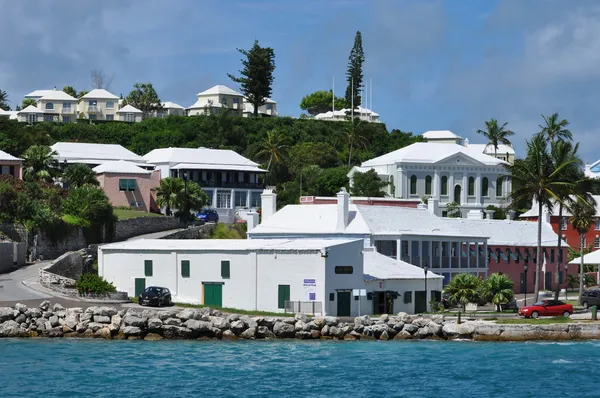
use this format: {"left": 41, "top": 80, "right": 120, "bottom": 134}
{"left": 0, "top": 339, "right": 596, "bottom": 397}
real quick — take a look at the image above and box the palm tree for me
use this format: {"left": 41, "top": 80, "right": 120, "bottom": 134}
{"left": 62, "top": 164, "right": 98, "bottom": 188}
{"left": 476, "top": 119, "right": 514, "bottom": 157}
{"left": 510, "top": 134, "right": 580, "bottom": 302}
{"left": 155, "top": 177, "right": 184, "bottom": 216}
{"left": 480, "top": 273, "right": 514, "bottom": 312}
{"left": 568, "top": 197, "right": 597, "bottom": 298}
{"left": 0, "top": 89, "right": 9, "bottom": 111}
{"left": 539, "top": 113, "right": 572, "bottom": 142}
{"left": 345, "top": 118, "right": 369, "bottom": 167}
{"left": 255, "top": 129, "right": 290, "bottom": 171}
{"left": 22, "top": 145, "right": 57, "bottom": 182}
{"left": 443, "top": 273, "right": 481, "bottom": 311}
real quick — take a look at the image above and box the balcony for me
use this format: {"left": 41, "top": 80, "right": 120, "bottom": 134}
{"left": 61, "top": 107, "right": 74, "bottom": 114}
{"left": 87, "top": 106, "right": 99, "bottom": 113}
{"left": 196, "top": 180, "right": 264, "bottom": 190}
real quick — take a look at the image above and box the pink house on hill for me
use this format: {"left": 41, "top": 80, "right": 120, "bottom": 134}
{"left": 0, "top": 149, "right": 23, "bottom": 179}
{"left": 93, "top": 160, "right": 160, "bottom": 212}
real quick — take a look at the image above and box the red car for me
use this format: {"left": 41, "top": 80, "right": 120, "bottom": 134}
{"left": 518, "top": 300, "right": 573, "bottom": 318}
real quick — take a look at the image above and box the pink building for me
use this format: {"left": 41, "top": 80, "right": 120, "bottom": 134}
{"left": 0, "top": 149, "right": 23, "bottom": 179}
{"left": 93, "top": 161, "right": 160, "bottom": 212}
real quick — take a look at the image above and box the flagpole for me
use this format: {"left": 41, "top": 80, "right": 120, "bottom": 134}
{"left": 351, "top": 77, "right": 354, "bottom": 120}
{"left": 370, "top": 77, "right": 372, "bottom": 121}
{"left": 332, "top": 76, "right": 335, "bottom": 113}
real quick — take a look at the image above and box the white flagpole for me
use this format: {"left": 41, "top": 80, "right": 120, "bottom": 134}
{"left": 332, "top": 76, "right": 335, "bottom": 113}
{"left": 370, "top": 77, "right": 372, "bottom": 120}
{"left": 351, "top": 77, "right": 354, "bottom": 120}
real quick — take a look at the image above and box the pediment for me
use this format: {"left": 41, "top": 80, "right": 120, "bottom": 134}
{"left": 435, "top": 152, "right": 485, "bottom": 166}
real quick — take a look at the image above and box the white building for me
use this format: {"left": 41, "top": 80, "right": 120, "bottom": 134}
{"left": 17, "top": 105, "right": 44, "bottom": 124}
{"left": 188, "top": 85, "right": 244, "bottom": 116}
{"left": 243, "top": 97, "right": 278, "bottom": 117}
{"left": 79, "top": 89, "right": 120, "bottom": 121}
{"left": 315, "top": 106, "right": 380, "bottom": 123}
{"left": 116, "top": 104, "right": 143, "bottom": 123}
{"left": 23, "top": 88, "right": 78, "bottom": 123}
{"left": 158, "top": 102, "right": 186, "bottom": 117}
{"left": 142, "top": 147, "right": 266, "bottom": 221}
{"left": 350, "top": 130, "right": 510, "bottom": 217}
{"left": 465, "top": 139, "right": 515, "bottom": 164}
{"left": 51, "top": 142, "right": 150, "bottom": 168}
{"left": 98, "top": 238, "right": 443, "bottom": 316}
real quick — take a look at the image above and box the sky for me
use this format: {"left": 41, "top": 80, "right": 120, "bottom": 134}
{"left": 1, "top": 0, "right": 599, "bottom": 161}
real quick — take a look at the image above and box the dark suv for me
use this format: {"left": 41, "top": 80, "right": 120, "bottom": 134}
{"left": 580, "top": 289, "right": 600, "bottom": 309}
{"left": 196, "top": 209, "right": 219, "bottom": 223}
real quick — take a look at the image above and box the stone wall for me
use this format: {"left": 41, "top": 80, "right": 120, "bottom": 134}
{"left": 114, "top": 217, "right": 185, "bottom": 241}
{"left": 45, "top": 251, "right": 94, "bottom": 280}
{"left": 161, "top": 224, "right": 214, "bottom": 240}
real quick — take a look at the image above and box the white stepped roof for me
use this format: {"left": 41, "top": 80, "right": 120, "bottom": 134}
{"left": 569, "top": 249, "right": 600, "bottom": 265}
{"left": 39, "top": 90, "right": 78, "bottom": 101}
{"left": 197, "top": 85, "right": 243, "bottom": 97}
{"left": 363, "top": 250, "right": 443, "bottom": 281}
{"left": 18, "top": 105, "right": 43, "bottom": 114}
{"left": 117, "top": 104, "right": 142, "bottom": 113}
{"left": 519, "top": 196, "right": 600, "bottom": 218}
{"left": 143, "top": 147, "right": 263, "bottom": 170}
{"left": 0, "top": 149, "right": 21, "bottom": 161}
{"left": 93, "top": 160, "right": 151, "bottom": 175}
{"left": 187, "top": 99, "right": 227, "bottom": 110}
{"left": 423, "top": 130, "right": 462, "bottom": 140}
{"left": 361, "top": 142, "right": 508, "bottom": 167}
{"left": 51, "top": 142, "right": 145, "bottom": 164}
{"left": 162, "top": 102, "right": 185, "bottom": 109}
{"left": 25, "top": 89, "right": 56, "bottom": 98}
{"left": 468, "top": 143, "right": 515, "bottom": 155}
{"left": 81, "top": 89, "right": 119, "bottom": 100}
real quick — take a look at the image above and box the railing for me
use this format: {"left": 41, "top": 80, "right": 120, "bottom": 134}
{"left": 284, "top": 301, "right": 323, "bottom": 315}
{"left": 87, "top": 105, "right": 99, "bottom": 112}
{"left": 61, "top": 107, "right": 74, "bottom": 114}
{"left": 196, "top": 180, "right": 264, "bottom": 189}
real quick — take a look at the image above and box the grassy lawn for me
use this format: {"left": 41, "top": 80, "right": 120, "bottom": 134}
{"left": 113, "top": 208, "right": 164, "bottom": 220}
{"left": 495, "top": 316, "right": 573, "bottom": 325}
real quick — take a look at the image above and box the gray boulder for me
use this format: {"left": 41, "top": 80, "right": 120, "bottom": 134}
{"left": 49, "top": 315, "right": 59, "bottom": 327}
{"left": 123, "top": 315, "right": 146, "bottom": 327}
{"left": 329, "top": 326, "right": 341, "bottom": 338}
{"left": 93, "top": 306, "right": 118, "bottom": 317}
{"left": 256, "top": 325, "right": 275, "bottom": 339}
{"left": 442, "top": 322, "right": 476, "bottom": 339}
{"left": 147, "top": 318, "right": 163, "bottom": 330}
{"left": 164, "top": 318, "right": 182, "bottom": 326}
{"left": 210, "top": 317, "right": 229, "bottom": 330}
{"left": 108, "top": 322, "right": 120, "bottom": 333}
{"left": 397, "top": 312, "right": 412, "bottom": 323}
{"left": 427, "top": 321, "right": 442, "bottom": 336}
{"left": 402, "top": 324, "right": 419, "bottom": 334}
{"left": 121, "top": 326, "right": 142, "bottom": 336}
{"left": 431, "top": 315, "right": 445, "bottom": 325}
{"left": 52, "top": 303, "right": 65, "bottom": 312}
{"left": 222, "top": 330, "right": 237, "bottom": 340}
{"left": 295, "top": 320, "right": 309, "bottom": 332}
{"left": 0, "top": 307, "right": 15, "bottom": 322}
{"left": 321, "top": 325, "right": 330, "bottom": 336}
{"left": 0, "top": 320, "right": 20, "bottom": 337}
{"left": 87, "top": 322, "right": 106, "bottom": 333}
{"left": 162, "top": 325, "right": 192, "bottom": 339}
{"left": 379, "top": 330, "right": 390, "bottom": 340}
{"left": 157, "top": 309, "right": 180, "bottom": 321}
{"left": 28, "top": 308, "right": 42, "bottom": 319}
{"left": 307, "top": 321, "right": 320, "bottom": 331}
{"left": 80, "top": 312, "right": 93, "bottom": 323}
{"left": 227, "top": 314, "right": 241, "bottom": 322}
{"left": 230, "top": 320, "right": 246, "bottom": 335}
{"left": 177, "top": 308, "right": 202, "bottom": 321}
{"left": 110, "top": 315, "right": 122, "bottom": 326}
{"left": 295, "top": 331, "right": 313, "bottom": 340}
{"left": 15, "top": 303, "right": 27, "bottom": 313}
{"left": 39, "top": 300, "right": 51, "bottom": 311}
{"left": 42, "top": 311, "right": 53, "bottom": 319}
{"left": 392, "top": 321, "right": 405, "bottom": 332}
{"left": 273, "top": 321, "right": 295, "bottom": 338}
{"left": 76, "top": 323, "right": 88, "bottom": 333}
{"left": 240, "top": 328, "right": 256, "bottom": 339}
{"left": 416, "top": 326, "right": 432, "bottom": 338}
{"left": 93, "top": 315, "right": 111, "bottom": 324}
{"left": 15, "top": 314, "right": 26, "bottom": 324}
{"left": 379, "top": 314, "right": 390, "bottom": 323}
{"left": 393, "top": 330, "right": 413, "bottom": 340}
{"left": 241, "top": 316, "right": 258, "bottom": 329}
{"left": 295, "top": 313, "right": 309, "bottom": 323}
{"left": 324, "top": 316, "right": 339, "bottom": 326}
{"left": 354, "top": 315, "right": 373, "bottom": 327}
{"left": 67, "top": 307, "right": 83, "bottom": 315}
{"left": 183, "top": 319, "right": 211, "bottom": 333}
{"left": 45, "top": 326, "right": 64, "bottom": 338}
{"left": 412, "top": 318, "right": 430, "bottom": 328}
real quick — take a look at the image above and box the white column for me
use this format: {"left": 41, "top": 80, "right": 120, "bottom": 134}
{"left": 476, "top": 172, "right": 482, "bottom": 205}
{"left": 439, "top": 240, "right": 443, "bottom": 269}
{"left": 418, "top": 241, "right": 423, "bottom": 267}
{"left": 408, "top": 239, "right": 412, "bottom": 262}
{"left": 396, "top": 239, "right": 401, "bottom": 261}
{"left": 230, "top": 189, "right": 235, "bottom": 209}
{"left": 212, "top": 190, "right": 217, "bottom": 208}
{"left": 475, "top": 242, "right": 480, "bottom": 269}
{"left": 428, "top": 240, "right": 433, "bottom": 268}
{"left": 433, "top": 171, "right": 439, "bottom": 198}
{"left": 246, "top": 191, "right": 250, "bottom": 208}
{"left": 462, "top": 175, "right": 468, "bottom": 204}
{"left": 484, "top": 241, "right": 488, "bottom": 271}
{"left": 449, "top": 174, "right": 455, "bottom": 202}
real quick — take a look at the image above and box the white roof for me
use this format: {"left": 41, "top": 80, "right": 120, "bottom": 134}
{"left": 51, "top": 142, "right": 146, "bottom": 164}
{"left": 519, "top": 196, "right": 600, "bottom": 218}
{"left": 468, "top": 143, "right": 515, "bottom": 155}
{"left": 100, "top": 238, "right": 357, "bottom": 252}
{"left": 363, "top": 250, "right": 443, "bottom": 281}
{"left": 361, "top": 142, "right": 508, "bottom": 167}
{"left": 243, "top": 97, "right": 276, "bottom": 104}
{"left": 93, "top": 160, "right": 151, "bottom": 175}
{"left": 18, "top": 105, "right": 43, "bottom": 114}
{"left": 422, "top": 130, "right": 462, "bottom": 140}
{"left": 0, "top": 149, "right": 21, "bottom": 161}
{"left": 116, "top": 104, "right": 142, "bottom": 113}
{"left": 81, "top": 89, "right": 119, "bottom": 100}
{"left": 197, "top": 85, "right": 243, "bottom": 97}
{"left": 143, "top": 147, "right": 264, "bottom": 171}
{"left": 569, "top": 250, "right": 600, "bottom": 265}
{"left": 162, "top": 102, "right": 185, "bottom": 109}
{"left": 171, "top": 163, "right": 266, "bottom": 173}
{"left": 187, "top": 99, "right": 227, "bottom": 110}
{"left": 39, "top": 90, "right": 77, "bottom": 101}
{"left": 24, "top": 89, "right": 56, "bottom": 99}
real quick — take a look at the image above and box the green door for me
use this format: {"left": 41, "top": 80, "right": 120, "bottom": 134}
{"left": 337, "top": 291, "right": 351, "bottom": 317}
{"left": 135, "top": 278, "right": 146, "bottom": 297}
{"left": 415, "top": 291, "right": 427, "bottom": 313}
{"left": 545, "top": 272, "right": 552, "bottom": 291}
{"left": 204, "top": 283, "right": 222, "bottom": 307}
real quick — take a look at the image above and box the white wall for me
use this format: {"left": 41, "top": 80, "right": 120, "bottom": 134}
{"left": 324, "top": 240, "right": 366, "bottom": 316}
{"left": 364, "top": 278, "right": 443, "bottom": 314}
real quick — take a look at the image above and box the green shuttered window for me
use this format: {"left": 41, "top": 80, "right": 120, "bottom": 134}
{"left": 221, "top": 260, "right": 230, "bottom": 279}
{"left": 119, "top": 179, "right": 137, "bottom": 191}
{"left": 144, "top": 260, "right": 153, "bottom": 276}
{"left": 278, "top": 285, "right": 290, "bottom": 309}
{"left": 181, "top": 260, "right": 190, "bottom": 278}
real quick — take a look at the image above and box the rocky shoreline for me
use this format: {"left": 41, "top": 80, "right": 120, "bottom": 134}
{"left": 0, "top": 301, "right": 599, "bottom": 341}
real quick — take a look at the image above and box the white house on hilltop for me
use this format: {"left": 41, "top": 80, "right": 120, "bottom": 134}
{"left": 158, "top": 102, "right": 186, "bottom": 117}
{"left": 116, "top": 104, "right": 143, "bottom": 122}
{"left": 188, "top": 85, "right": 244, "bottom": 116}
{"left": 243, "top": 97, "right": 278, "bottom": 117}
{"left": 79, "top": 89, "right": 120, "bottom": 121}
{"left": 22, "top": 88, "right": 79, "bottom": 123}
{"left": 315, "top": 106, "right": 380, "bottom": 123}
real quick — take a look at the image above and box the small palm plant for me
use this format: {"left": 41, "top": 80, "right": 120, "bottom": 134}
{"left": 569, "top": 197, "right": 597, "bottom": 297}
{"left": 481, "top": 273, "right": 514, "bottom": 312}
{"left": 443, "top": 273, "right": 481, "bottom": 311}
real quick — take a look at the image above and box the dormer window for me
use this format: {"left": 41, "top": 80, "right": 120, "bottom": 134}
{"left": 45, "top": 102, "right": 54, "bottom": 110}
{"left": 106, "top": 101, "right": 115, "bottom": 109}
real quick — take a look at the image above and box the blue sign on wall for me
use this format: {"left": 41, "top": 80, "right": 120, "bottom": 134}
{"left": 309, "top": 293, "right": 316, "bottom": 301}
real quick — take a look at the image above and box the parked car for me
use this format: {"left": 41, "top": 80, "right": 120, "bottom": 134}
{"left": 501, "top": 299, "right": 519, "bottom": 313}
{"left": 579, "top": 288, "right": 600, "bottom": 309}
{"left": 196, "top": 209, "right": 219, "bottom": 223}
{"left": 518, "top": 300, "right": 573, "bottom": 318}
{"left": 139, "top": 286, "right": 172, "bottom": 307}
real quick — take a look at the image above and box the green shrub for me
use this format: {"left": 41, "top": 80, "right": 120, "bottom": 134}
{"left": 76, "top": 274, "right": 117, "bottom": 295}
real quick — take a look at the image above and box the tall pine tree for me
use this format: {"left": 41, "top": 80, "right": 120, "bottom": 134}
{"left": 228, "top": 40, "right": 276, "bottom": 117}
{"left": 345, "top": 31, "right": 364, "bottom": 108}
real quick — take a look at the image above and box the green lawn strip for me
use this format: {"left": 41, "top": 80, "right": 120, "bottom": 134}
{"left": 174, "top": 302, "right": 297, "bottom": 317}
{"left": 113, "top": 208, "right": 164, "bottom": 220}
{"left": 495, "top": 316, "right": 573, "bottom": 325}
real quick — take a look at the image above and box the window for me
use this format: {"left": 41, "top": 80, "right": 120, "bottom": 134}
{"left": 45, "top": 102, "right": 54, "bottom": 110}
{"left": 234, "top": 191, "right": 247, "bottom": 207}
{"left": 560, "top": 217, "right": 568, "bottom": 231}
{"left": 278, "top": 285, "right": 290, "bottom": 309}
{"left": 595, "top": 237, "right": 600, "bottom": 249}
{"left": 221, "top": 97, "right": 228, "bottom": 105}
{"left": 216, "top": 190, "right": 231, "bottom": 209}
{"left": 106, "top": 115, "right": 114, "bottom": 121}
{"left": 496, "top": 177, "right": 503, "bottom": 197}
{"left": 482, "top": 177, "right": 489, "bottom": 197}
{"left": 250, "top": 191, "right": 261, "bottom": 208}
{"left": 125, "top": 113, "right": 135, "bottom": 122}
{"left": 329, "top": 292, "right": 335, "bottom": 301}
{"left": 468, "top": 176, "right": 475, "bottom": 196}
{"left": 27, "top": 114, "right": 37, "bottom": 124}
{"left": 144, "top": 260, "right": 153, "bottom": 276}
{"left": 44, "top": 115, "right": 54, "bottom": 122}
{"left": 410, "top": 175, "right": 417, "bottom": 195}
{"left": 181, "top": 260, "right": 190, "bottom": 278}
{"left": 334, "top": 266, "right": 353, "bottom": 274}
{"left": 266, "top": 103, "right": 273, "bottom": 110}
{"left": 88, "top": 100, "right": 97, "bottom": 106}
{"left": 425, "top": 175, "right": 432, "bottom": 195}
{"left": 596, "top": 218, "right": 600, "bottom": 231}
{"left": 119, "top": 179, "right": 137, "bottom": 192}
{"left": 441, "top": 176, "right": 448, "bottom": 195}
{"left": 62, "top": 116, "right": 71, "bottom": 123}
{"left": 404, "top": 291, "right": 412, "bottom": 304}
{"left": 106, "top": 101, "right": 115, "bottom": 109}
{"left": 62, "top": 102, "right": 71, "bottom": 110}
{"left": 233, "top": 97, "right": 240, "bottom": 104}
{"left": 89, "top": 114, "right": 97, "bottom": 120}
{"left": 221, "top": 260, "right": 230, "bottom": 279}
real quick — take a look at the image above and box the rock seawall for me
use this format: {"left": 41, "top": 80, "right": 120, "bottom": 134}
{"left": 1, "top": 302, "right": 598, "bottom": 341}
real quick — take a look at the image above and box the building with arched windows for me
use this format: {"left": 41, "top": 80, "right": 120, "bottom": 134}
{"left": 348, "top": 130, "right": 511, "bottom": 217}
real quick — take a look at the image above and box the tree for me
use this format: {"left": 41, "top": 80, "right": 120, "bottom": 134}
{"left": 568, "top": 197, "right": 597, "bottom": 298}
{"left": 156, "top": 177, "right": 183, "bottom": 216}
{"left": 345, "top": 119, "right": 369, "bottom": 166}
{"left": 155, "top": 177, "right": 209, "bottom": 218}
{"left": 77, "top": 90, "right": 88, "bottom": 99}
{"left": 481, "top": 273, "right": 514, "bottom": 312}
{"left": 0, "top": 89, "right": 9, "bottom": 111}
{"left": 62, "top": 164, "right": 98, "bottom": 188}
{"left": 443, "top": 273, "right": 481, "bottom": 311}
{"left": 90, "top": 69, "right": 115, "bottom": 90}
{"left": 62, "top": 86, "right": 78, "bottom": 98}
{"left": 228, "top": 40, "right": 276, "bottom": 117}
{"left": 62, "top": 185, "right": 114, "bottom": 226}
{"left": 21, "top": 98, "right": 36, "bottom": 109}
{"left": 539, "top": 113, "right": 572, "bottom": 142}
{"left": 315, "top": 166, "right": 350, "bottom": 197}
{"left": 124, "top": 83, "right": 162, "bottom": 118}
{"left": 22, "top": 145, "right": 57, "bottom": 182}
{"left": 446, "top": 202, "right": 462, "bottom": 218}
{"left": 510, "top": 134, "right": 580, "bottom": 302}
{"left": 345, "top": 31, "right": 365, "bottom": 107}
{"left": 288, "top": 142, "right": 338, "bottom": 175}
{"left": 476, "top": 119, "right": 514, "bottom": 157}
{"left": 255, "top": 129, "right": 290, "bottom": 171}
{"left": 299, "top": 90, "right": 348, "bottom": 116}
{"left": 351, "top": 169, "right": 388, "bottom": 197}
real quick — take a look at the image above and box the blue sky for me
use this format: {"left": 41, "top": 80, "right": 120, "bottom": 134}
{"left": 1, "top": 0, "right": 600, "bottom": 161}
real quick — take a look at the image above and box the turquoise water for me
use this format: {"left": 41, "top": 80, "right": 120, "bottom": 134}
{"left": 0, "top": 339, "right": 595, "bottom": 397}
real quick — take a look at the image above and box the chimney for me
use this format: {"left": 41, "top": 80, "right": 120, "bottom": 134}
{"left": 243, "top": 210, "right": 259, "bottom": 231}
{"left": 541, "top": 208, "right": 551, "bottom": 224}
{"left": 506, "top": 210, "right": 516, "bottom": 220}
{"left": 336, "top": 188, "right": 350, "bottom": 232}
{"left": 585, "top": 163, "right": 591, "bottom": 176}
{"left": 484, "top": 209, "right": 495, "bottom": 219}
{"left": 427, "top": 197, "right": 439, "bottom": 215}
{"left": 260, "top": 189, "right": 277, "bottom": 223}
{"left": 467, "top": 210, "right": 484, "bottom": 220}
{"left": 463, "top": 137, "right": 469, "bottom": 147}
